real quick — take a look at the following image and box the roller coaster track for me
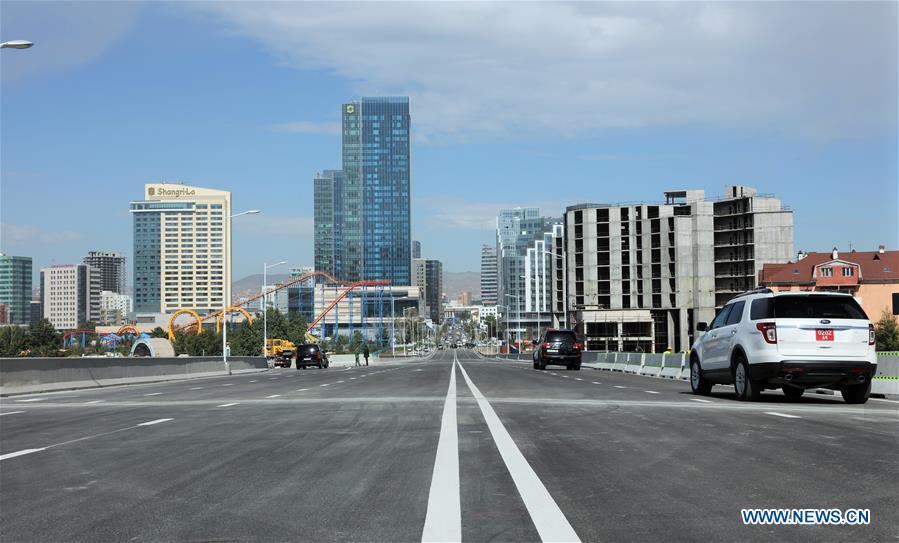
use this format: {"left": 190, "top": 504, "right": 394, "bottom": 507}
{"left": 172, "top": 270, "right": 391, "bottom": 336}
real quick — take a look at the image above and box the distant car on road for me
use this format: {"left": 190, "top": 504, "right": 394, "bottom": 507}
{"left": 295, "top": 344, "right": 329, "bottom": 369}
{"left": 690, "top": 289, "right": 877, "bottom": 403}
{"left": 533, "top": 329, "right": 583, "bottom": 370}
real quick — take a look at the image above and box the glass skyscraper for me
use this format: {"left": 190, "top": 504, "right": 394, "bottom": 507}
{"left": 0, "top": 254, "right": 33, "bottom": 325}
{"left": 316, "top": 97, "right": 412, "bottom": 286}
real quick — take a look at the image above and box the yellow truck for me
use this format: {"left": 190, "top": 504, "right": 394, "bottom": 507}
{"left": 266, "top": 339, "right": 296, "bottom": 368}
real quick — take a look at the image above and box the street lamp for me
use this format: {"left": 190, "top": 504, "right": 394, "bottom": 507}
{"left": 0, "top": 40, "right": 33, "bottom": 49}
{"left": 262, "top": 260, "right": 287, "bottom": 362}
{"left": 222, "top": 209, "right": 260, "bottom": 374}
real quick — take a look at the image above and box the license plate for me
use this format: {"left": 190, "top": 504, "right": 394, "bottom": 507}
{"left": 547, "top": 349, "right": 559, "bottom": 353}
{"left": 816, "top": 329, "right": 834, "bottom": 341}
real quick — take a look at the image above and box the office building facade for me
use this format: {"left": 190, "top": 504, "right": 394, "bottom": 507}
{"left": 316, "top": 97, "right": 412, "bottom": 286}
{"left": 412, "top": 240, "right": 421, "bottom": 259}
{"left": 40, "top": 264, "right": 101, "bottom": 330}
{"left": 496, "top": 208, "right": 561, "bottom": 342}
{"left": 0, "top": 254, "right": 32, "bottom": 325}
{"left": 413, "top": 258, "right": 443, "bottom": 323}
{"left": 100, "top": 291, "right": 133, "bottom": 325}
{"left": 130, "top": 183, "right": 232, "bottom": 314}
{"left": 480, "top": 245, "right": 498, "bottom": 306}
{"left": 82, "top": 251, "right": 126, "bottom": 294}
{"left": 563, "top": 186, "right": 792, "bottom": 352}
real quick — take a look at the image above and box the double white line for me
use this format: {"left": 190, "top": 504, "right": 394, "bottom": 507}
{"left": 422, "top": 351, "right": 581, "bottom": 543}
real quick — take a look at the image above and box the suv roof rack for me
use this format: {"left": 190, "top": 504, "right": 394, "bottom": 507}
{"left": 731, "top": 287, "right": 773, "bottom": 300}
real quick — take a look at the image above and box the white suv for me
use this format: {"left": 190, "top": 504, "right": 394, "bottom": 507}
{"left": 689, "top": 289, "right": 877, "bottom": 404}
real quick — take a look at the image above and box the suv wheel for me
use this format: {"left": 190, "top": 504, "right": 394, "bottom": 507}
{"left": 690, "top": 358, "right": 712, "bottom": 396}
{"left": 782, "top": 386, "right": 804, "bottom": 401}
{"left": 841, "top": 381, "right": 870, "bottom": 404}
{"left": 734, "top": 358, "right": 761, "bottom": 401}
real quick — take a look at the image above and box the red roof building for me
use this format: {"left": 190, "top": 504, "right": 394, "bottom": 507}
{"left": 760, "top": 247, "right": 899, "bottom": 322}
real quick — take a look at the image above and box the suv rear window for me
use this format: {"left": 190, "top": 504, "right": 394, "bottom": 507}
{"left": 772, "top": 295, "right": 868, "bottom": 319}
{"left": 544, "top": 331, "right": 577, "bottom": 343}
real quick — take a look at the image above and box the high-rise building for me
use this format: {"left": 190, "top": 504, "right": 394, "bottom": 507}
{"left": 480, "top": 245, "right": 498, "bottom": 306}
{"left": 99, "top": 291, "right": 133, "bottom": 325}
{"left": 130, "top": 183, "right": 232, "bottom": 314}
{"left": 40, "top": 264, "right": 101, "bottom": 329}
{"left": 314, "top": 170, "right": 341, "bottom": 279}
{"left": 412, "top": 240, "right": 421, "bottom": 259}
{"left": 341, "top": 97, "right": 411, "bottom": 285}
{"left": 82, "top": 251, "right": 126, "bottom": 294}
{"left": 0, "top": 254, "right": 32, "bottom": 325}
{"left": 30, "top": 300, "right": 42, "bottom": 325}
{"left": 460, "top": 291, "right": 471, "bottom": 306}
{"left": 563, "top": 186, "right": 793, "bottom": 352}
{"left": 412, "top": 258, "right": 443, "bottom": 323}
{"left": 496, "top": 208, "right": 561, "bottom": 342}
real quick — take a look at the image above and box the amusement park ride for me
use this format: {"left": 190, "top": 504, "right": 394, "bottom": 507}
{"left": 166, "top": 270, "right": 390, "bottom": 342}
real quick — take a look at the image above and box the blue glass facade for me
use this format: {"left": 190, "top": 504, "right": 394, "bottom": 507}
{"left": 132, "top": 206, "right": 162, "bottom": 312}
{"left": 341, "top": 97, "right": 411, "bottom": 286}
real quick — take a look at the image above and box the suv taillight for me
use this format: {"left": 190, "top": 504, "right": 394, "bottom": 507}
{"left": 574, "top": 342, "right": 582, "bottom": 351}
{"left": 756, "top": 322, "right": 777, "bottom": 344}
{"left": 542, "top": 342, "right": 550, "bottom": 350}
{"left": 869, "top": 324, "right": 876, "bottom": 346}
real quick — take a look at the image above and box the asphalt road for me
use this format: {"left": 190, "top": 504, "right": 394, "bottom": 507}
{"left": 1, "top": 349, "right": 897, "bottom": 542}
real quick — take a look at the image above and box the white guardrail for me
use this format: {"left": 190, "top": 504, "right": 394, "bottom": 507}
{"left": 583, "top": 352, "right": 899, "bottom": 397}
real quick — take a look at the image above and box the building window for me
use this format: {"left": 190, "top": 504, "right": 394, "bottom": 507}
{"left": 820, "top": 267, "right": 833, "bottom": 277}
{"left": 841, "top": 267, "right": 854, "bottom": 277}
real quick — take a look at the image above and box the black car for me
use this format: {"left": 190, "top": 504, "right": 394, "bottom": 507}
{"left": 295, "top": 344, "right": 329, "bottom": 369}
{"left": 533, "top": 329, "right": 582, "bottom": 370}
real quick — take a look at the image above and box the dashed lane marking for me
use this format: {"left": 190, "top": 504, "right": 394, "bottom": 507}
{"left": 765, "top": 411, "right": 802, "bottom": 419}
{"left": 645, "top": 391, "right": 660, "bottom": 394}
{"left": 14, "top": 398, "right": 44, "bottom": 403}
{"left": 265, "top": 395, "right": 281, "bottom": 399}
{"left": 85, "top": 400, "right": 104, "bottom": 404}
{"left": 0, "top": 411, "right": 26, "bottom": 416}
{"left": 218, "top": 403, "right": 239, "bottom": 408}
{"left": 690, "top": 398, "right": 712, "bottom": 403}
{"left": 296, "top": 389, "right": 309, "bottom": 392}
{"left": 320, "top": 384, "right": 330, "bottom": 387}
{"left": 613, "top": 386, "right": 626, "bottom": 389}
{"left": 144, "top": 393, "right": 162, "bottom": 397}
{"left": 137, "top": 418, "right": 173, "bottom": 426}
{"left": 591, "top": 382, "right": 601, "bottom": 385}
{"left": 222, "top": 384, "right": 234, "bottom": 387}
{"left": 190, "top": 387, "right": 204, "bottom": 390}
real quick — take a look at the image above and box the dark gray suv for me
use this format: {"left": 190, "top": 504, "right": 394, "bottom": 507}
{"left": 533, "top": 329, "right": 583, "bottom": 370}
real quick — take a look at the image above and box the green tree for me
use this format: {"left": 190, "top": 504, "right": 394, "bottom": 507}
{"left": 286, "top": 311, "right": 309, "bottom": 347}
{"left": 874, "top": 310, "right": 899, "bottom": 352}
{"left": 150, "top": 327, "right": 168, "bottom": 339}
{"left": 0, "top": 326, "right": 29, "bottom": 357}
{"left": 484, "top": 315, "right": 497, "bottom": 339}
{"left": 28, "top": 319, "right": 61, "bottom": 357}
{"left": 349, "top": 330, "right": 364, "bottom": 353}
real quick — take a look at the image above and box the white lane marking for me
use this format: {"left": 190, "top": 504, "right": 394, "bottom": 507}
{"left": 249, "top": 380, "right": 258, "bottom": 383}
{"left": 644, "top": 391, "right": 660, "bottom": 394}
{"left": 218, "top": 403, "right": 239, "bottom": 408}
{"left": 15, "top": 398, "right": 44, "bottom": 403}
{"left": 765, "top": 411, "right": 802, "bottom": 419}
{"left": 265, "top": 395, "right": 281, "bottom": 399}
{"left": 613, "top": 385, "right": 626, "bottom": 389}
{"left": 337, "top": 380, "right": 345, "bottom": 384}
{"left": 296, "top": 388, "right": 309, "bottom": 392}
{"left": 269, "top": 377, "right": 279, "bottom": 380}
{"left": 421, "top": 354, "right": 461, "bottom": 543}
{"left": 190, "top": 387, "right": 204, "bottom": 390}
{"left": 549, "top": 373, "right": 557, "bottom": 376}
{"left": 144, "top": 392, "right": 162, "bottom": 397}
{"left": 137, "top": 418, "right": 173, "bottom": 427}
{"left": 690, "top": 398, "right": 712, "bottom": 403}
{"left": 350, "top": 377, "right": 357, "bottom": 380}
{"left": 574, "top": 378, "right": 583, "bottom": 381}
{"left": 320, "top": 384, "right": 330, "bottom": 387}
{"left": 222, "top": 384, "right": 234, "bottom": 387}
{"left": 0, "top": 448, "right": 46, "bottom": 461}
{"left": 456, "top": 361, "right": 581, "bottom": 543}
{"left": 561, "top": 375, "right": 570, "bottom": 379}
{"left": 0, "top": 411, "right": 26, "bottom": 416}
{"left": 591, "top": 382, "right": 601, "bottom": 385}
{"left": 85, "top": 400, "right": 104, "bottom": 404}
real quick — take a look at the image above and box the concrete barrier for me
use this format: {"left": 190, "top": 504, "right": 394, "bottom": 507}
{"left": 0, "top": 356, "right": 268, "bottom": 396}
{"left": 640, "top": 354, "right": 664, "bottom": 378}
{"left": 873, "top": 355, "right": 899, "bottom": 396}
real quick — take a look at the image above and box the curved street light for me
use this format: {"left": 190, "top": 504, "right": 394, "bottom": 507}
{"left": 1, "top": 40, "right": 34, "bottom": 49}
{"left": 222, "top": 209, "right": 262, "bottom": 373}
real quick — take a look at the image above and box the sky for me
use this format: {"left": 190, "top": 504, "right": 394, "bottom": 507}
{"left": 1, "top": 1, "right": 896, "bottom": 284}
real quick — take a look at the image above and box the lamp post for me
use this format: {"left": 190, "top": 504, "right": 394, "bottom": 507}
{"left": 0, "top": 40, "right": 33, "bottom": 49}
{"left": 222, "top": 209, "right": 260, "bottom": 374}
{"left": 262, "top": 260, "right": 287, "bottom": 362}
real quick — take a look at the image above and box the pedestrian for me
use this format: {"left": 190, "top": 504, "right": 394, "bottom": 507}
{"left": 355, "top": 349, "right": 361, "bottom": 367}
{"left": 363, "top": 344, "right": 370, "bottom": 366}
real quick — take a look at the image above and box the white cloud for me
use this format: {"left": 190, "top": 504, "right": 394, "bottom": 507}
{"left": 186, "top": 2, "right": 896, "bottom": 141}
{"left": 2, "top": 223, "right": 81, "bottom": 244}
{"left": 415, "top": 196, "right": 567, "bottom": 231}
{"left": 271, "top": 121, "right": 340, "bottom": 135}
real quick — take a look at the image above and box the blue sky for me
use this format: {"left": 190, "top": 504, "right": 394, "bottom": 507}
{"left": 1, "top": 1, "right": 896, "bottom": 283}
